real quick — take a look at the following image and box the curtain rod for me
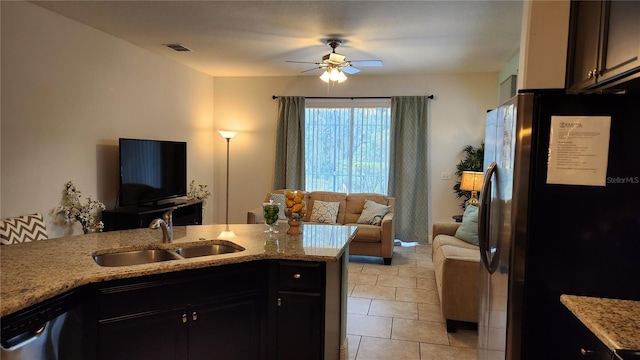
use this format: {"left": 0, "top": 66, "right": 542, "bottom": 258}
{"left": 272, "top": 95, "right": 434, "bottom": 100}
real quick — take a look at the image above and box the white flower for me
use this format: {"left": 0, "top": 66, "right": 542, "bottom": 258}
{"left": 54, "top": 181, "right": 106, "bottom": 233}
{"left": 187, "top": 180, "right": 211, "bottom": 201}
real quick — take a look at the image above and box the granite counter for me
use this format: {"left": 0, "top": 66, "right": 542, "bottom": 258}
{"left": 1, "top": 223, "right": 357, "bottom": 317}
{"left": 561, "top": 294, "right": 640, "bottom": 352}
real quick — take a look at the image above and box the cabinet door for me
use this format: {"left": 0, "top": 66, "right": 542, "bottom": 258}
{"left": 599, "top": 0, "right": 640, "bottom": 83}
{"left": 276, "top": 291, "right": 323, "bottom": 360}
{"left": 98, "top": 308, "right": 187, "bottom": 360}
{"left": 568, "top": 0, "right": 603, "bottom": 90}
{"left": 188, "top": 292, "right": 263, "bottom": 360}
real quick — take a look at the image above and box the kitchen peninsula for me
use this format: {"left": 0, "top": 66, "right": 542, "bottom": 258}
{"left": 1, "top": 223, "right": 357, "bottom": 360}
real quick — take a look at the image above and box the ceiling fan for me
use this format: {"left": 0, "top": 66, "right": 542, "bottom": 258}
{"left": 286, "top": 39, "right": 383, "bottom": 82}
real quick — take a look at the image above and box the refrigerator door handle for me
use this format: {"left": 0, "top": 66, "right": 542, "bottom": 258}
{"left": 479, "top": 162, "right": 497, "bottom": 273}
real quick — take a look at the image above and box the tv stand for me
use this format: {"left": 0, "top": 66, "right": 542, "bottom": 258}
{"left": 102, "top": 201, "right": 203, "bottom": 231}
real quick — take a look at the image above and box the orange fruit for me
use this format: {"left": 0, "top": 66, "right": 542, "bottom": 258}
{"left": 292, "top": 203, "right": 303, "bottom": 212}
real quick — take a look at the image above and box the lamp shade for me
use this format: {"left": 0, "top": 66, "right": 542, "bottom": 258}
{"left": 460, "top": 171, "right": 484, "bottom": 192}
{"left": 218, "top": 130, "right": 237, "bottom": 139}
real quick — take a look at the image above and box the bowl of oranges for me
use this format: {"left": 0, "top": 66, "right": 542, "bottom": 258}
{"left": 284, "top": 190, "right": 306, "bottom": 234}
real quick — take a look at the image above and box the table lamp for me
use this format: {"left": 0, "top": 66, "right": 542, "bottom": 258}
{"left": 460, "top": 171, "right": 484, "bottom": 207}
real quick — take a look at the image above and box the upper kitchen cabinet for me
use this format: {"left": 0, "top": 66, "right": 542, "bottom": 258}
{"left": 566, "top": 0, "right": 640, "bottom": 91}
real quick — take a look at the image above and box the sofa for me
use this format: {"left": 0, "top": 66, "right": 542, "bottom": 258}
{"left": 431, "top": 221, "right": 480, "bottom": 332}
{"left": 248, "top": 190, "right": 395, "bottom": 264}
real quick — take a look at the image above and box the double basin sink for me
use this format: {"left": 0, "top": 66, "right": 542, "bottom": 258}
{"left": 94, "top": 241, "right": 244, "bottom": 267}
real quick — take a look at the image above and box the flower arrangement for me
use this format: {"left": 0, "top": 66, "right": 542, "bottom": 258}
{"left": 54, "top": 181, "right": 106, "bottom": 234}
{"left": 186, "top": 180, "right": 211, "bottom": 202}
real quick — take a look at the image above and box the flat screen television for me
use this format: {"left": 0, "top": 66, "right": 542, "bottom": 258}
{"left": 118, "top": 138, "right": 187, "bottom": 207}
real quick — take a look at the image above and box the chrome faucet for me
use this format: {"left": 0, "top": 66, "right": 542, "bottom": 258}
{"left": 149, "top": 208, "right": 176, "bottom": 243}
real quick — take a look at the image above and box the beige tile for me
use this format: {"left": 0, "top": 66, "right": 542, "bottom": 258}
{"left": 416, "top": 259, "right": 435, "bottom": 268}
{"left": 347, "top": 334, "right": 361, "bottom": 360}
{"left": 369, "top": 299, "right": 418, "bottom": 320}
{"left": 396, "top": 288, "right": 440, "bottom": 304}
{"left": 420, "top": 343, "right": 477, "bottom": 360}
{"left": 349, "top": 272, "right": 380, "bottom": 286}
{"left": 418, "top": 303, "right": 445, "bottom": 323}
{"left": 349, "top": 262, "right": 365, "bottom": 273}
{"left": 348, "top": 297, "right": 372, "bottom": 315}
{"left": 348, "top": 282, "right": 356, "bottom": 295}
{"left": 355, "top": 336, "right": 421, "bottom": 359}
{"left": 391, "top": 318, "right": 449, "bottom": 345}
{"left": 416, "top": 277, "right": 437, "bottom": 291}
{"left": 352, "top": 284, "right": 397, "bottom": 301}
{"left": 362, "top": 264, "right": 399, "bottom": 276}
{"left": 376, "top": 275, "right": 417, "bottom": 289}
{"left": 415, "top": 245, "right": 432, "bottom": 254}
{"left": 347, "top": 313, "right": 392, "bottom": 338}
{"left": 448, "top": 328, "right": 478, "bottom": 349}
{"left": 398, "top": 266, "right": 435, "bottom": 279}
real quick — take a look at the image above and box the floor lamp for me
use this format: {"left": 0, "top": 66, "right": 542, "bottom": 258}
{"left": 218, "top": 130, "right": 237, "bottom": 226}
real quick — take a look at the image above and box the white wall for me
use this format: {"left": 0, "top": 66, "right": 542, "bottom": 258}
{"left": 1, "top": 1, "right": 215, "bottom": 237}
{"left": 213, "top": 73, "right": 498, "bottom": 236}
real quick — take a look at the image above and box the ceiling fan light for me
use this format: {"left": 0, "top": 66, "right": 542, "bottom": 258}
{"left": 320, "top": 70, "right": 331, "bottom": 83}
{"left": 337, "top": 70, "right": 348, "bottom": 83}
{"left": 329, "top": 67, "right": 341, "bottom": 81}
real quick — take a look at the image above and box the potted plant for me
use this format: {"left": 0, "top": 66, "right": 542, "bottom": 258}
{"left": 452, "top": 143, "right": 484, "bottom": 209}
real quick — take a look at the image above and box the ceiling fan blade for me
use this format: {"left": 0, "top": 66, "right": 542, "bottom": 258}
{"left": 301, "top": 66, "right": 323, "bottom": 73}
{"left": 286, "top": 60, "right": 321, "bottom": 65}
{"left": 342, "top": 66, "right": 361, "bottom": 75}
{"left": 348, "top": 60, "right": 383, "bottom": 67}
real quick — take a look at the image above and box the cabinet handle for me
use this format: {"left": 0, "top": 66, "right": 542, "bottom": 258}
{"left": 580, "top": 348, "right": 595, "bottom": 356}
{"left": 182, "top": 313, "right": 187, "bottom": 324}
{"left": 277, "top": 298, "right": 282, "bottom": 307}
{"left": 293, "top": 273, "right": 301, "bottom": 279}
{"left": 192, "top": 311, "right": 198, "bottom": 321}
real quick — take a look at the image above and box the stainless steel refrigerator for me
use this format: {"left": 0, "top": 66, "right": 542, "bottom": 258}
{"left": 477, "top": 89, "right": 640, "bottom": 360}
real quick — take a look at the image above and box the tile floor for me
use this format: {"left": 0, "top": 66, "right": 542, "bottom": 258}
{"left": 346, "top": 241, "right": 478, "bottom": 360}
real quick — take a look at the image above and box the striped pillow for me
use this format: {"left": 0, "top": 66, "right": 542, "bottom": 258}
{"left": 0, "top": 213, "right": 48, "bottom": 245}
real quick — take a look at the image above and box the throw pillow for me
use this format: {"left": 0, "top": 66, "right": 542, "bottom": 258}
{"left": 455, "top": 205, "right": 479, "bottom": 246}
{"left": 269, "top": 193, "right": 288, "bottom": 220}
{"left": 0, "top": 213, "right": 48, "bottom": 245}
{"left": 357, "top": 199, "right": 390, "bottom": 226}
{"left": 310, "top": 200, "right": 340, "bottom": 224}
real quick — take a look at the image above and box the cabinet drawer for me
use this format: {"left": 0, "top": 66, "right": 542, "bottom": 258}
{"left": 277, "top": 261, "right": 324, "bottom": 291}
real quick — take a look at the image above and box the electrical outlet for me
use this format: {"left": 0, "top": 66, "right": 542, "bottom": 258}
{"left": 441, "top": 172, "right": 453, "bottom": 180}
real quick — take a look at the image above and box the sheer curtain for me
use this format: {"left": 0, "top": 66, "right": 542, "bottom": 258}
{"left": 274, "top": 96, "right": 306, "bottom": 190}
{"left": 389, "top": 96, "right": 430, "bottom": 242}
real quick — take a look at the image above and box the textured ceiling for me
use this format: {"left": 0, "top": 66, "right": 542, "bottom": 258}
{"left": 32, "top": 0, "right": 523, "bottom": 77}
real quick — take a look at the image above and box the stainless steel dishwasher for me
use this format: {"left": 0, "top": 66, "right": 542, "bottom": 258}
{"left": 1, "top": 289, "right": 83, "bottom": 360}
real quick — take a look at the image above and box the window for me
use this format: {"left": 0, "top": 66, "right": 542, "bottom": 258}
{"left": 305, "top": 100, "right": 391, "bottom": 194}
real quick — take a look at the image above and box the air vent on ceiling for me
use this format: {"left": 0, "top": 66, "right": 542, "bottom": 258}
{"left": 164, "top": 43, "right": 192, "bottom": 52}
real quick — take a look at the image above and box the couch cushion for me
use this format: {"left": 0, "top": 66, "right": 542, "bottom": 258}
{"left": 357, "top": 199, "right": 391, "bottom": 226}
{"left": 433, "top": 234, "right": 479, "bottom": 254}
{"left": 455, "top": 205, "right": 479, "bottom": 246}
{"left": 347, "top": 223, "right": 381, "bottom": 242}
{"left": 305, "top": 192, "right": 347, "bottom": 223}
{"left": 310, "top": 200, "right": 340, "bottom": 224}
{"left": 344, "top": 193, "right": 389, "bottom": 224}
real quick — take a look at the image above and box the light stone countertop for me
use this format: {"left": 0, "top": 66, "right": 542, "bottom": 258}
{"left": 1, "top": 223, "right": 357, "bottom": 317}
{"left": 561, "top": 294, "right": 640, "bottom": 352}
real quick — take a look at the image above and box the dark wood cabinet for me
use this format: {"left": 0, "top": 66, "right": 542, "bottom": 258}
{"left": 94, "top": 262, "right": 265, "bottom": 360}
{"left": 102, "top": 201, "right": 202, "bottom": 231}
{"left": 567, "top": 0, "right": 640, "bottom": 91}
{"left": 269, "top": 259, "right": 343, "bottom": 360}
{"left": 274, "top": 261, "right": 325, "bottom": 360}
{"left": 563, "top": 309, "right": 614, "bottom": 360}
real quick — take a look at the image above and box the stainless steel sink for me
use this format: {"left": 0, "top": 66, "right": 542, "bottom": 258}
{"left": 175, "top": 242, "right": 244, "bottom": 258}
{"left": 94, "top": 249, "right": 181, "bottom": 267}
